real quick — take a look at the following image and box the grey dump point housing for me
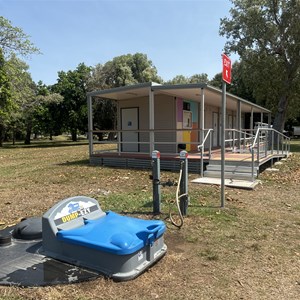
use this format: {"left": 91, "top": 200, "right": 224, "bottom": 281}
{"left": 42, "top": 196, "right": 167, "bottom": 281}
{"left": 0, "top": 196, "right": 167, "bottom": 286}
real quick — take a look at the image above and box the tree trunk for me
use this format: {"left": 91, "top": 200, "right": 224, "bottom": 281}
{"left": 273, "top": 94, "right": 289, "bottom": 133}
{"left": 0, "top": 124, "right": 4, "bottom": 147}
{"left": 12, "top": 128, "right": 15, "bottom": 145}
{"left": 24, "top": 123, "right": 32, "bottom": 145}
{"left": 71, "top": 129, "right": 77, "bottom": 142}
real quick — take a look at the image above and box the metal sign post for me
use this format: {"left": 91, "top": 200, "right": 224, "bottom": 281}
{"left": 221, "top": 82, "right": 226, "bottom": 208}
{"left": 221, "top": 54, "right": 232, "bottom": 208}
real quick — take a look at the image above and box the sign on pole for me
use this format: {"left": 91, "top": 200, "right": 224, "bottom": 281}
{"left": 222, "top": 54, "right": 232, "bottom": 84}
{"left": 221, "top": 54, "right": 231, "bottom": 208}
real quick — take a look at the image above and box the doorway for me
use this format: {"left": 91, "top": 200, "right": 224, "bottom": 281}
{"left": 121, "top": 108, "right": 139, "bottom": 152}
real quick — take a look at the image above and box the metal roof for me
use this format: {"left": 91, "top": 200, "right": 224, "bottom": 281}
{"left": 87, "top": 82, "right": 270, "bottom": 114}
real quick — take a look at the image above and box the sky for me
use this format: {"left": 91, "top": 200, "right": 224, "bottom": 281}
{"left": 0, "top": 0, "right": 237, "bottom": 85}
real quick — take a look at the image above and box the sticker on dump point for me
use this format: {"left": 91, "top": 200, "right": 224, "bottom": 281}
{"left": 53, "top": 201, "right": 98, "bottom": 226}
{"left": 152, "top": 151, "right": 160, "bottom": 159}
{"left": 138, "top": 251, "right": 143, "bottom": 261}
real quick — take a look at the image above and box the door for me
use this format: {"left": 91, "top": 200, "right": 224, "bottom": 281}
{"left": 121, "top": 108, "right": 139, "bottom": 152}
{"left": 213, "top": 112, "right": 218, "bottom": 147}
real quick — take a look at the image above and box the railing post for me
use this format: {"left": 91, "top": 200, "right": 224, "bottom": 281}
{"left": 265, "top": 130, "right": 267, "bottom": 158}
{"left": 251, "top": 149, "right": 255, "bottom": 182}
{"left": 200, "top": 147, "right": 204, "bottom": 177}
{"left": 277, "top": 133, "right": 279, "bottom": 154}
{"left": 257, "top": 133, "right": 260, "bottom": 164}
{"left": 209, "top": 131, "right": 212, "bottom": 159}
{"left": 271, "top": 130, "right": 274, "bottom": 155}
{"left": 118, "top": 131, "right": 121, "bottom": 155}
{"left": 233, "top": 130, "right": 236, "bottom": 152}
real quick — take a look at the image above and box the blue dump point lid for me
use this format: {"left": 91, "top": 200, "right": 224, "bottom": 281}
{"left": 57, "top": 211, "right": 166, "bottom": 255}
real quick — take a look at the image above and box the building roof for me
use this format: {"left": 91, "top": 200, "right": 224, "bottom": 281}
{"left": 87, "top": 82, "right": 271, "bottom": 114}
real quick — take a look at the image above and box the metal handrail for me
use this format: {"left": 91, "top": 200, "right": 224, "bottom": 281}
{"left": 90, "top": 128, "right": 212, "bottom": 155}
{"left": 225, "top": 129, "right": 254, "bottom": 153}
{"left": 197, "top": 129, "right": 214, "bottom": 177}
{"left": 249, "top": 128, "right": 290, "bottom": 181}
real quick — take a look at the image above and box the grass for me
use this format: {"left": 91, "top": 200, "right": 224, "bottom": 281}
{"left": 290, "top": 138, "right": 300, "bottom": 152}
{"left": 1, "top": 137, "right": 300, "bottom": 299}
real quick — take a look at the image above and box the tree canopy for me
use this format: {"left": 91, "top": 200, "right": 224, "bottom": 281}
{"left": 0, "top": 16, "right": 40, "bottom": 58}
{"left": 88, "top": 53, "right": 163, "bottom": 138}
{"left": 0, "top": 48, "right": 12, "bottom": 146}
{"left": 220, "top": 0, "right": 300, "bottom": 131}
{"left": 52, "top": 63, "right": 91, "bottom": 141}
{"left": 165, "top": 73, "right": 209, "bottom": 85}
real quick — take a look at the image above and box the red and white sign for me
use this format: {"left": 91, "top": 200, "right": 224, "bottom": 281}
{"left": 222, "top": 54, "right": 231, "bottom": 84}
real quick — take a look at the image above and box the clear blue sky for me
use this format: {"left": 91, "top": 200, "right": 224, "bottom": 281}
{"left": 1, "top": 0, "right": 237, "bottom": 85}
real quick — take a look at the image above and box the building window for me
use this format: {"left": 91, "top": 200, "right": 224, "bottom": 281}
{"left": 183, "top": 110, "right": 192, "bottom": 129}
{"left": 183, "top": 101, "right": 190, "bottom": 111}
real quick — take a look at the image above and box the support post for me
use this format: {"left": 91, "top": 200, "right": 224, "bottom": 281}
{"left": 200, "top": 88, "right": 205, "bottom": 144}
{"left": 152, "top": 150, "right": 161, "bottom": 214}
{"left": 221, "top": 82, "right": 226, "bottom": 208}
{"left": 179, "top": 150, "right": 189, "bottom": 216}
{"left": 237, "top": 100, "right": 241, "bottom": 151}
{"left": 87, "top": 95, "right": 93, "bottom": 157}
{"left": 149, "top": 89, "right": 155, "bottom": 155}
{"left": 250, "top": 107, "right": 254, "bottom": 133}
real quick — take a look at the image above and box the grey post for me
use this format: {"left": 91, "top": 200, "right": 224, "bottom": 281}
{"left": 152, "top": 150, "right": 161, "bottom": 214}
{"left": 179, "top": 150, "right": 189, "bottom": 216}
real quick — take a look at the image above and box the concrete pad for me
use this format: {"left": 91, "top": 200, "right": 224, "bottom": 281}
{"left": 191, "top": 177, "right": 261, "bottom": 190}
{"left": 265, "top": 168, "right": 279, "bottom": 172}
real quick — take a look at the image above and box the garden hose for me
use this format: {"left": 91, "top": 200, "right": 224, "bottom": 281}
{"left": 168, "top": 165, "right": 187, "bottom": 229}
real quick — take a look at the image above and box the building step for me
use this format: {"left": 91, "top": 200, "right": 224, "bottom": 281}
{"left": 204, "top": 170, "right": 256, "bottom": 180}
{"left": 206, "top": 164, "right": 258, "bottom": 174}
{"left": 208, "top": 159, "right": 255, "bottom": 167}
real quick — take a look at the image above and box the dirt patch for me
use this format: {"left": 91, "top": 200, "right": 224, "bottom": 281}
{"left": 1, "top": 143, "right": 300, "bottom": 299}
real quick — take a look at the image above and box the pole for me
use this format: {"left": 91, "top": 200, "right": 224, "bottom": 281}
{"left": 87, "top": 95, "right": 93, "bottom": 157}
{"left": 152, "top": 150, "right": 161, "bottom": 214}
{"left": 221, "top": 82, "right": 226, "bottom": 208}
{"left": 179, "top": 150, "right": 189, "bottom": 216}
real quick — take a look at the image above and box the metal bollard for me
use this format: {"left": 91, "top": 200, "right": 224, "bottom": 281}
{"left": 179, "top": 150, "right": 189, "bottom": 216}
{"left": 152, "top": 150, "right": 161, "bottom": 214}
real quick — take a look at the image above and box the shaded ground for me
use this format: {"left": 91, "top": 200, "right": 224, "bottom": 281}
{"left": 0, "top": 140, "right": 300, "bottom": 299}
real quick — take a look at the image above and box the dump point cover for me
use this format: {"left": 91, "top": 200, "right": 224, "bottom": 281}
{"left": 57, "top": 211, "right": 166, "bottom": 255}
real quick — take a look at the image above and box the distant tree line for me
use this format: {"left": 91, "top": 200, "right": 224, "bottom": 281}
{"left": 0, "top": 0, "right": 300, "bottom": 146}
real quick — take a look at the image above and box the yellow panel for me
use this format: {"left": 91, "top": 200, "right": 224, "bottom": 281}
{"left": 183, "top": 131, "right": 191, "bottom": 151}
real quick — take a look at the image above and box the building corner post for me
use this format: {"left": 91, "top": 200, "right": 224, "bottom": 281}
{"left": 87, "top": 95, "right": 93, "bottom": 157}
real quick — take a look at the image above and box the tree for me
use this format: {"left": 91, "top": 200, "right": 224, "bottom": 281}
{"left": 0, "top": 49, "right": 12, "bottom": 146}
{"left": 220, "top": 0, "right": 300, "bottom": 132}
{"left": 4, "top": 55, "right": 36, "bottom": 144}
{"left": 165, "top": 73, "right": 209, "bottom": 85}
{"left": 210, "top": 61, "right": 256, "bottom": 102}
{"left": 0, "top": 16, "right": 40, "bottom": 58}
{"left": 0, "top": 16, "right": 40, "bottom": 146}
{"left": 88, "top": 53, "right": 162, "bottom": 137}
{"left": 97, "top": 53, "right": 162, "bottom": 88}
{"left": 32, "top": 81, "right": 63, "bottom": 140}
{"left": 52, "top": 63, "right": 91, "bottom": 141}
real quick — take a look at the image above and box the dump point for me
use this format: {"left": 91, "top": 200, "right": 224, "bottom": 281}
{"left": 0, "top": 196, "right": 167, "bottom": 286}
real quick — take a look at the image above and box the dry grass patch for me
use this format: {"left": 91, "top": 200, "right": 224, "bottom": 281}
{"left": 1, "top": 139, "right": 300, "bottom": 299}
